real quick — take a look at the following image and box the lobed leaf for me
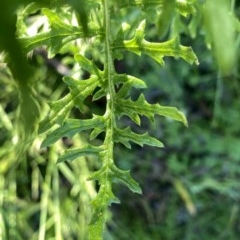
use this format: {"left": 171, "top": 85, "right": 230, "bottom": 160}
{"left": 89, "top": 161, "right": 142, "bottom": 194}
{"left": 115, "top": 93, "right": 188, "bottom": 126}
{"left": 114, "top": 20, "right": 199, "bottom": 65}
{"left": 39, "top": 75, "right": 101, "bottom": 134}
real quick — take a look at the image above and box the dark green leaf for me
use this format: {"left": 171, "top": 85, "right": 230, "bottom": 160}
{"left": 116, "top": 94, "right": 188, "bottom": 126}
{"left": 58, "top": 145, "right": 101, "bottom": 163}
{"left": 41, "top": 116, "right": 104, "bottom": 147}
{"left": 114, "top": 127, "right": 164, "bottom": 148}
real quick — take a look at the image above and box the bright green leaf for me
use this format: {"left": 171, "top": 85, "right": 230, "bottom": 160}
{"left": 114, "top": 20, "right": 199, "bottom": 65}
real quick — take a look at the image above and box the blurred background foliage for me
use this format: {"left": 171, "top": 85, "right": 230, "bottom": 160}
{"left": 1, "top": 0, "right": 240, "bottom": 239}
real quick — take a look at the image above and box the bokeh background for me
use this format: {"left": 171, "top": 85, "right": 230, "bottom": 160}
{"left": 1, "top": 1, "right": 240, "bottom": 239}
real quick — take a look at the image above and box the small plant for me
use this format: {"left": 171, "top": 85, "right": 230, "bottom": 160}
{"left": 12, "top": 0, "right": 198, "bottom": 239}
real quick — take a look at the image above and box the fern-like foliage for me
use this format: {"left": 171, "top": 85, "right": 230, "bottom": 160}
{"left": 18, "top": 0, "right": 198, "bottom": 239}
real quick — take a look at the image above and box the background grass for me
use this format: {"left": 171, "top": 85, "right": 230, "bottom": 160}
{"left": 1, "top": 1, "right": 240, "bottom": 239}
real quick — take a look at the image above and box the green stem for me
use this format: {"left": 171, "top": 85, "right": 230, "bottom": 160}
{"left": 53, "top": 167, "right": 62, "bottom": 240}
{"left": 38, "top": 147, "right": 56, "bottom": 240}
{"left": 103, "top": 0, "right": 115, "bottom": 161}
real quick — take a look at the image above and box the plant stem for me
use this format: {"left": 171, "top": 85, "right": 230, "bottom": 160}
{"left": 38, "top": 147, "right": 56, "bottom": 240}
{"left": 103, "top": 0, "right": 115, "bottom": 161}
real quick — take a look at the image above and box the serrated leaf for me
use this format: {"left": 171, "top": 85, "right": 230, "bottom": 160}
{"left": 63, "top": 75, "right": 100, "bottom": 110}
{"left": 39, "top": 76, "right": 101, "bottom": 134}
{"left": 88, "top": 159, "right": 142, "bottom": 194}
{"left": 114, "top": 20, "right": 199, "bottom": 65}
{"left": 41, "top": 116, "right": 104, "bottom": 147}
{"left": 109, "top": 164, "right": 142, "bottom": 194}
{"left": 116, "top": 94, "right": 188, "bottom": 126}
{"left": 58, "top": 145, "right": 101, "bottom": 163}
{"left": 19, "top": 8, "right": 99, "bottom": 56}
{"left": 114, "top": 127, "right": 164, "bottom": 148}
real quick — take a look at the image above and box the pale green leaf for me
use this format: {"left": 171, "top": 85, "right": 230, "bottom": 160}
{"left": 58, "top": 145, "right": 101, "bottom": 163}
{"left": 114, "top": 127, "right": 164, "bottom": 148}
{"left": 114, "top": 20, "right": 199, "bottom": 65}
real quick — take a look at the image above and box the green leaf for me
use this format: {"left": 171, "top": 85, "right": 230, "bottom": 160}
{"left": 114, "top": 74, "right": 146, "bottom": 88}
{"left": 176, "top": 0, "right": 196, "bottom": 17}
{"left": 114, "top": 20, "right": 199, "bottom": 65}
{"left": 58, "top": 145, "right": 101, "bottom": 163}
{"left": 89, "top": 162, "right": 142, "bottom": 194}
{"left": 88, "top": 182, "right": 119, "bottom": 240}
{"left": 39, "top": 76, "right": 101, "bottom": 134}
{"left": 109, "top": 164, "right": 142, "bottom": 194}
{"left": 90, "top": 127, "right": 105, "bottom": 140}
{"left": 114, "top": 74, "right": 147, "bottom": 100}
{"left": 88, "top": 213, "right": 105, "bottom": 240}
{"left": 41, "top": 116, "right": 104, "bottom": 147}
{"left": 116, "top": 94, "right": 188, "bottom": 126}
{"left": 75, "top": 53, "right": 103, "bottom": 77}
{"left": 39, "top": 94, "right": 74, "bottom": 134}
{"left": 19, "top": 8, "right": 99, "bottom": 56}
{"left": 114, "top": 127, "right": 164, "bottom": 149}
